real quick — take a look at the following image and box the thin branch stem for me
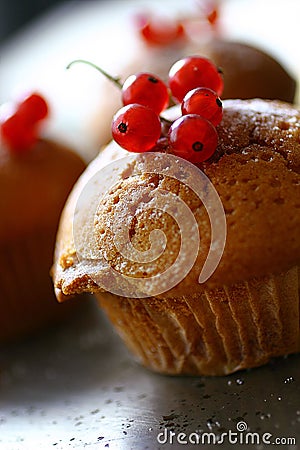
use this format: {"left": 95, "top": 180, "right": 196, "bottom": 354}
{"left": 66, "top": 59, "right": 123, "bottom": 89}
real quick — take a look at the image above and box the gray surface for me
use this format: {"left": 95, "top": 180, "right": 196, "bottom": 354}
{"left": 0, "top": 297, "right": 299, "bottom": 450}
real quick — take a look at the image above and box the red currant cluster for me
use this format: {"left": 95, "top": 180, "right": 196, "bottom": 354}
{"left": 136, "top": 1, "right": 219, "bottom": 46}
{"left": 111, "top": 56, "right": 223, "bottom": 164}
{"left": 137, "top": 16, "right": 186, "bottom": 47}
{"left": 0, "top": 93, "right": 49, "bottom": 154}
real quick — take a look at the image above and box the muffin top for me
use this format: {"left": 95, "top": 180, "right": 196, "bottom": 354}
{"left": 53, "top": 99, "right": 300, "bottom": 300}
{"left": 0, "top": 138, "right": 86, "bottom": 241}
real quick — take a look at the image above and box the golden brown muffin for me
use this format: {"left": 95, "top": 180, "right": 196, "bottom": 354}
{"left": 52, "top": 99, "right": 300, "bottom": 375}
{"left": 0, "top": 138, "right": 86, "bottom": 343}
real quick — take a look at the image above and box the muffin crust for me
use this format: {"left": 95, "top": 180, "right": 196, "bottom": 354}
{"left": 53, "top": 99, "right": 300, "bottom": 299}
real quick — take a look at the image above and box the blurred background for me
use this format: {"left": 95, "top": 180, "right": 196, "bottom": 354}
{"left": 0, "top": 0, "right": 63, "bottom": 43}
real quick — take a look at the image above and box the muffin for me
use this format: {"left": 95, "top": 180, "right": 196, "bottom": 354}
{"left": 52, "top": 99, "right": 300, "bottom": 375}
{"left": 0, "top": 93, "right": 86, "bottom": 343}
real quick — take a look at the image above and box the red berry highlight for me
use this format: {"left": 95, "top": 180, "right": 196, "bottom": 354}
{"left": 111, "top": 104, "right": 161, "bottom": 153}
{"left": 138, "top": 17, "right": 185, "bottom": 46}
{"left": 122, "top": 73, "right": 169, "bottom": 114}
{"left": 17, "top": 93, "right": 49, "bottom": 124}
{"left": 207, "top": 7, "right": 218, "bottom": 25}
{"left": 1, "top": 113, "right": 37, "bottom": 154}
{"left": 168, "top": 56, "right": 224, "bottom": 103}
{"left": 181, "top": 87, "right": 223, "bottom": 126}
{"left": 168, "top": 114, "right": 218, "bottom": 163}
{"left": 0, "top": 93, "right": 49, "bottom": 154}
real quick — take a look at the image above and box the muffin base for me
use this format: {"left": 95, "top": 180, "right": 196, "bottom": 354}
{"left": 96, "top": 267, "right": 299, "bottom": 376}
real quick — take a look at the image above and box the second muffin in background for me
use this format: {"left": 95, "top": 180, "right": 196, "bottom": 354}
{"left": 0, "top": 93, "right": 86, "bottom": 343}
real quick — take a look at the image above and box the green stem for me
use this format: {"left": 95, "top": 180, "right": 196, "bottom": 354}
{"left": 66, "top": 59, "right": 123, "bottom": 89}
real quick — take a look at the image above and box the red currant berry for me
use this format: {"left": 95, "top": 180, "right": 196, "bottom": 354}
{"left": 139, "top": 18, "right": 185, "bottom": 46}
{"left": 1, "top": 113, "right": 37, "bottom": 154}
{"left": 198, "top": 1, "right": 219, "bottom": 27}
{"left": 168, "top": 56, "right": 223, "bottom": 103}
{"left": 112, "top": 104, "right": 161, "bottom": 153}
{"left": 207, "top": 7, "right": 218, "bottom": 26}
{"left": 168, "top": 114, "right": 218, "bottom": 163}
{"left": 122, "top": 73, "right": 169, "bottom": 115}
{"left": 17, "top": 93, "right": 49, "bottom": 124}
{"left": 181, "top": 87, "right": 223, "bottom": 126}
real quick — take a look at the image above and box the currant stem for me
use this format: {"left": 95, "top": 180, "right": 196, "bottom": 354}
{"left": 66, "top": 59, "right": 123, "bottom": 89}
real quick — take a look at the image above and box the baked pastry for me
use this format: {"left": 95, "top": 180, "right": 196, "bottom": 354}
{"left": 52, "top": 99, "right": 300, "bottom": 375}
{"left": 0, "top": 93, "right": 86, "bottom": 343}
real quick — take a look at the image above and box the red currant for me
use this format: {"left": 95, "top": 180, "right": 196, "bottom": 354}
{"left": 122, "top": 73, "right": 169, "bottom": 115}
{"left": 17, "top": 93, "right": 49, "bottom": 124}
{"left": 207, "top": 7, "right": 218, "bottom": 25}
{"left": 181, "top": 87, "right": 223, "bottom": 126}
{"left": 168, "top": 114, "right": 218, "bottom": 163}
{"left": 0, "top": 93, "right": 49, "bottom": 154}
{"left": 111, "top": 104, "right": 161, "bottom": 153}
{"left": 138, "top": 17, "right": 185, "bottom": 46}
{"left": 1, "top": 113, "right": 37, "bottom": 154}
{"left": 197, "top": 0, "right": 219, "bottom": 27}
{"left": 168, "top": 56, "right": 223, "bottom": 103}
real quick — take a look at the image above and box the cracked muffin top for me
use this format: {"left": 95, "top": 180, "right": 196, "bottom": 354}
{"left": 52, "top": 99, "right": 300, "bottom": 300}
